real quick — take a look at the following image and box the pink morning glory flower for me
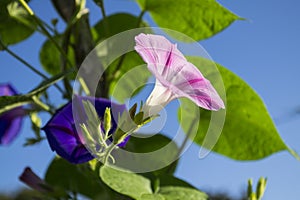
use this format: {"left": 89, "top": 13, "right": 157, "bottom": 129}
{"left": 134, "top": 34, "right": 225, "bottom": 116}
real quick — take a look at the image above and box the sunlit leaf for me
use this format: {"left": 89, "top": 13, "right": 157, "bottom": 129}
{"left": 135, "top": 0, "right": 241, "bottom": 41}
{"left": 100, "top": 165, "right": 152, "bottom": 199}
{"left": 158, "top": 174, "right": 194, "bottom": 188}
{"left": 138, "top": 194, "right": 165, "bottom": 200}
{"left": 179, "top": 57, "right": 287, "bottom": 160}
{"left": 159, "top": 186, "right": 208, "bottom": 200}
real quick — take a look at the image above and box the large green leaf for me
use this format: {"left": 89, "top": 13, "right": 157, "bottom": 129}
{"left": 0, "top": 2, "right": 36, "bottom": 46}
{"left": 93, "top": 13, "right": 148, "bottom": 43}
{"left": 39, "top": 35, "right": 76, "bottom": 77}
{"left": 45, "top": 158, "right": 114, "bottom": 199}
{"left": 135, "top": 0, "right": 241, "bottom": 41}
{"left": 159, "top": 186, "right": 208, "bottom": 200}
{"left": 138, "top": 194, "right": 165, "bottom": 200}
{"left": 112, "top": 133, "right": 178, "bottom": 174}
{"left": 179, "top": 57, "right": 287, "bottom": 160}
{"left": 157, "top": 174, "right": 194, "bottom": 188}
{"left": 100, "top": 165, "right": 152, "bottom": 199}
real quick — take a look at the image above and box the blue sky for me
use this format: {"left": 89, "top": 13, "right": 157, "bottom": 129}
{"left": 1, "top": 0, "right": 300, "bottom": 199}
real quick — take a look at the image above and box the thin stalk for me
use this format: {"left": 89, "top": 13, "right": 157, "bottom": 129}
{"left": 0, "top": 39, "right": 65, "bottom": 95}
{"left": 99, "top": 0, "right": 109, "bottom": 36}
{"left": 78, "top": 77, "right": 91, "bottom": 95}
{"left": 136, "top": 10, "right": 146, "bottom": 27}
{"left": 104, "top": 144, "right": 117, "bottom": 165}
{"left": 99, "top": 0, "right": 107, "bottom": 18}
{"left": 32, "top": 96, "right": 54, "bottom": 114}
{"left": 18, "top": 0, "right": 75, "bottom": 98}
{"left": 18, "top": 0, "right": 73, "bottom": 68}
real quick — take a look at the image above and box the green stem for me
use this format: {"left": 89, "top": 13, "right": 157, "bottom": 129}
{"left": 0, "top": 39, "right": 65, "bottom": 95}
{"left": 99, "top": 0, "right": 109, "bottom": 36}
{"left": 104, "top": 144, "right": 117, "bottom": 165}
{"left": 78, "top": 76, "right": 91, "bottom": 95}
{"left": 32, "top": 96, "right": 54, "bottom": 114}
{"left": 136, "top": 10, "right": 146, "bottom": 27}
{"left": 18, "top": 0, "right": 73, "bottom": 68}
{"left": 287, "top": 146, "right": 300, "bottom": 161}
{"left": 99, "top": 0, "right": 107, "bottom": 18}
{"left": 18, "top": 0, "right": 75, "bottom": 99}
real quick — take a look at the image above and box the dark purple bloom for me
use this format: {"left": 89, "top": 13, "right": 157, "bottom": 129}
{"left": 0, "top": 83, "right": 25, "bottom": 145}
{"left": 42, "top": 96, "right": 127, "bottom": 164}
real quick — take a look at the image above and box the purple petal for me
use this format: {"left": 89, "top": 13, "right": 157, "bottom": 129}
{"left": 42, "top": 96, "right": 127, "bottom": 164}
{"left": 0, "top": 83, "right": 25, "bottom": 145}
{"left": 135, "top": 34, "right": 225, "bottom": 111}
{"left": 0, "top": 83, "right": 18, "bottom": 96}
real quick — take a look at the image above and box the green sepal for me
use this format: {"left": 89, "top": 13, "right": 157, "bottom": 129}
{"left": 134, "top": 111, "right": 144, "bottom": 125}
{"left": 256, "top": 177, "right": 267, "bottom": 200}
{"left": 129, "top": 103, "right": 138, "bottom": 119}
{"left": 247, "top": 179, "right": 253, "bottom": 198}
{"left": 103, "top": 107, "right": 112, "bottom": 135}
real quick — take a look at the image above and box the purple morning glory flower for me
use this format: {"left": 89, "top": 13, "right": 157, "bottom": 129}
{"left": 0, "top": 83, "right": 25, "bottom": 145}
{"left": 42, "top": 96, "right": 126, "bottom": 164}
{"left": 135, "top": 34, "right": 225, "bottom": 116}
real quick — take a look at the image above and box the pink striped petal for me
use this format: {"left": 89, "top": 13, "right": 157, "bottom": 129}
{"left": 135, "top": 34, "right": 225, "bottom": 113}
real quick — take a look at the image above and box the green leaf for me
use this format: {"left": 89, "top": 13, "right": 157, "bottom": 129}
{"left": 138, "top": 194, "right": 165, "bottom": 200}
{"left": 158, "top": 174, "right": 194, "bottom": 188}
{"left": 179, "top": 57, "right": 287, "bottom": 160}
{"left": 0, "top": 2, "right": 36, "bottom": 46}
{"left": 45, "top": 158, "right": 113, "bottom": 199}
{"left": 159, "top": 186, "right": 208, "bottom": 200}
{"left": 136, "top": 0, "right": 241, "bottom": 41}
{"left": 100, "top": 165, "right": 152, "bottom": 199}
{"left": 0, "top": 71, "right": 68, "bottom": 114}
{"left": 108, "top": 51, "right": 151, "bottom": 103}
{"left": 112, "top": 133, "right": 179, "bottom": 174}
{"left": 93, "top": 13, "right": 148, "bottom": 43}
{"left": 39, "top": 35, "right": 76, "bottom": 77}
